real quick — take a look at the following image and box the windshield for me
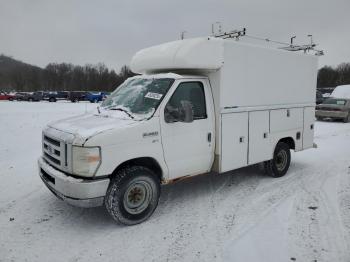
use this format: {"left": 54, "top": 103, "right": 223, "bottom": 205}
{"left": 322, "top": 98, "right": 347, "bottom": 106}
{"left": 101, "top": 77, "right": 174, "bottom": 119}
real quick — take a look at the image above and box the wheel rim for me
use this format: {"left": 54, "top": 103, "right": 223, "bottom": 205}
{"left": 123, "top": 180, "right": 153, "bottom": 215}
{"left": 275, "top": 150, "right": 288, "bottom": 171}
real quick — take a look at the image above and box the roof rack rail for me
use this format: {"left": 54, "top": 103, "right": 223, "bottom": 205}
{"left": 213, "top": 28, "right": 246, "bottom": 39}
{"left": 212, "top": 27, "right": 324, "bottom": 56}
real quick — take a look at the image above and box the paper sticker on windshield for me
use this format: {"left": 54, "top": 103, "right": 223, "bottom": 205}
{"left": 145, "top": 92, "right": 163, "bottom": 100}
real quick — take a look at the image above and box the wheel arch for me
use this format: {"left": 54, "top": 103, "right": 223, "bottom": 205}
{"left": 277, "top": 137, "right": 295, "bottom": 150}
{"left": 111, "top": 157, "right": 164, "bottom": 182}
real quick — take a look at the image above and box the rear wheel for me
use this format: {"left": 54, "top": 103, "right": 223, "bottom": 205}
{"left": 105, "top": 166, "right": 160, "bottom": 225}
{"left": 49, "top": 97, "right": 56, "bottom": 102}
{"left": 264, "top": 142, "right": 291, "bottom": 178}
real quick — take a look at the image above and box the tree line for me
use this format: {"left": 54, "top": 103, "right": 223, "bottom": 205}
{"left": 1, "top": 54, "right": 350, "bottom": 92}
{"left": 317, "top": 63, "right": 350, "bottom": 88}
{"left": 0, "top": 54, "right": 135, "bottom": 92}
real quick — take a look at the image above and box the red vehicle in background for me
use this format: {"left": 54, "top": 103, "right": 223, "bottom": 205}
{"left": 0, "top": 91, "right": 14, "bottom": 101}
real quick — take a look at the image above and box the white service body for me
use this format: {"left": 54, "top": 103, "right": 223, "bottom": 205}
{"left": 38, "top": 37, "right": 318, "bottom": 207}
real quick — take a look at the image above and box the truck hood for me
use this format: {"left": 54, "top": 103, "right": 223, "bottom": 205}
{"left": 48, "top": 112, "right": 138, "bottom": 145}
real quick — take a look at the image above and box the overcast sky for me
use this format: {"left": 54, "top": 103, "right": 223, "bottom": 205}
{"left": 0, "top": 0, "right": 349, "bottom": 71}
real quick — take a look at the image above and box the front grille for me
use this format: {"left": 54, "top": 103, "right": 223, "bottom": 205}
{"left": 44, "top": 152, "right": 61, "bottom": 165}
{"left": 42, "top": 132, "right": 69, "bottom": 171}
{"left": 44, "top": 135, "right": 60, "bottom": 147}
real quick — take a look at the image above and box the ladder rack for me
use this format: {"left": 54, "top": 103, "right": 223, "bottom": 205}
{"left": 212, "top": 27, "right": 324, "bottom": 56}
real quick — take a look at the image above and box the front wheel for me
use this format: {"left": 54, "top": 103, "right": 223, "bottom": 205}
{"left": 105, "top": 166, "right": 160, "bottom": 225}
{"left": 343, "top": 114, "right": 350, "bottom": 123}
{"left": 264, "top": 142, "right": 291, "bottom": 178}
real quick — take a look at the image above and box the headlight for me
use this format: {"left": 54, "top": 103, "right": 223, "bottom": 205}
{"left": 72, "top": 146, "right": 101, "bottom": 177}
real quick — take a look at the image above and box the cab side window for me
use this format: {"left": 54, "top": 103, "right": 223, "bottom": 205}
{"left": 165, "top": 82, "right": 207, "bottom": 122}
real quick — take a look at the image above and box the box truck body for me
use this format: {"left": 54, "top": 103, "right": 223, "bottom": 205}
{"left": 131, "top": 37, "right": 318, "bottom": 173}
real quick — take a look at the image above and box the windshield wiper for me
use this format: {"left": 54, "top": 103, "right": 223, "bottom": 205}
{"left": 109, "top": 107, "right": 134, "bottom": 119}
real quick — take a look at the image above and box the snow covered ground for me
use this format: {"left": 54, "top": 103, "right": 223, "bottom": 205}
{"left": 1, "top": 101, "right": 350, "bottom": 262}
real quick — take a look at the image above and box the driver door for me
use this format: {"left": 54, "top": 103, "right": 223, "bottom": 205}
{"left": 160, "top": 80, "right": 214, "bottom": 180}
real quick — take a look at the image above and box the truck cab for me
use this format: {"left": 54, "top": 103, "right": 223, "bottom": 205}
{"left": 38, "top": 37, "right": 318, "bottom": 225}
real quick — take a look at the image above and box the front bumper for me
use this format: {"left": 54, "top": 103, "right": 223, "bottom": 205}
{"left": 38, "top": 157, "right": 110, "bottom": 208}
{"left": 316, "top": 110, "right": 348, "bottom": 119}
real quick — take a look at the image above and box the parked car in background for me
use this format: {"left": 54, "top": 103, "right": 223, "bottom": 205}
{"left": 26, "top": 91, "right": 45, "bottom": 101}
{"left": 0, "top": 91, "right": 15, "bottom": 101}
{"left": 316, "top": 98, "right": 350, "bottom": 122}
{"left": 316, "top": 90, "right": 324, "bottom": 104}
{"left": 43, "top": 91, "right": 69, "bottom": 102}
{"left": 13, "top": 92, "right": 30, "bottom": 101}
{"left": 86, "top": 91, "right": 110, "bottom": 103}
{"left": 69, "top": 91, "right": 87, "bottom": 102}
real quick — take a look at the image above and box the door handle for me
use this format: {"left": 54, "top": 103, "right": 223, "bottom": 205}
{"left": 207, "top": 132, "right": 212, "bottom": 142}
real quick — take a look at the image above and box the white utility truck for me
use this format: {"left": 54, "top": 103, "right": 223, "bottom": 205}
{"left": 38, "top": 35, "right": 318, "bottom": 225}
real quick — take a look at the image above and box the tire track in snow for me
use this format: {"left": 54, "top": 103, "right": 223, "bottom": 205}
{"left": 287, "top": 160, "right": 350, "bottom": 262}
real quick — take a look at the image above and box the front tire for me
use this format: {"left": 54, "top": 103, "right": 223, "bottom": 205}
{"left": 264, "top": 142, "right": 291, "bottom": 178}
{"left": 105, "top": 166, "right": 160, "bottom": 225}
{"left": 343, "top": 114, "right": 350, "bottom": 123}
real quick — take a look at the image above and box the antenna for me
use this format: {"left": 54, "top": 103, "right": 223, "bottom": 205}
{"left": 290, "top": 36, "right": 296, "bottom": 46}
{"left": 180, "top": 31, "right": 187, "bottom": 40}
{"left": 211, "top": 22, "right": 222, "bottom": 36}
{"left": 307, "top": 34, "right": 314, "bottom": 46}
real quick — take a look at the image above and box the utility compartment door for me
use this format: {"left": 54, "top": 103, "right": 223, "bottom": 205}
{"left": 270, "top": 108, "right": 303, "bottom": 132}
{"left": 303, "top": 107, "right": 315, "bottom": 149}
{"left": 221, "top": 112, "right": 248, "bottom": 172}
{"left": 248, "top": 111, "right": 271, "bottom": 165}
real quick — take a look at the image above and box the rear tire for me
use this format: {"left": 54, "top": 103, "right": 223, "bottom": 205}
{"left": 49, "top": 97, "right": 56, "bottom": 102}
{"left": 264, "top": 142, "right": 291, "bottom": 178}
{"left": 105, "top": 166, "right": 160, "bottom": 226}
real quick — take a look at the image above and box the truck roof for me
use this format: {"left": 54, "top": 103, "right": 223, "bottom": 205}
{"left": 130, "top": 37, "right": 316, "bottom": 74}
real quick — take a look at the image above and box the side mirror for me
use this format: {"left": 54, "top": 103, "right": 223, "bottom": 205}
{"left": 179, "top": 100, "right": 194, "bottom": 123}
